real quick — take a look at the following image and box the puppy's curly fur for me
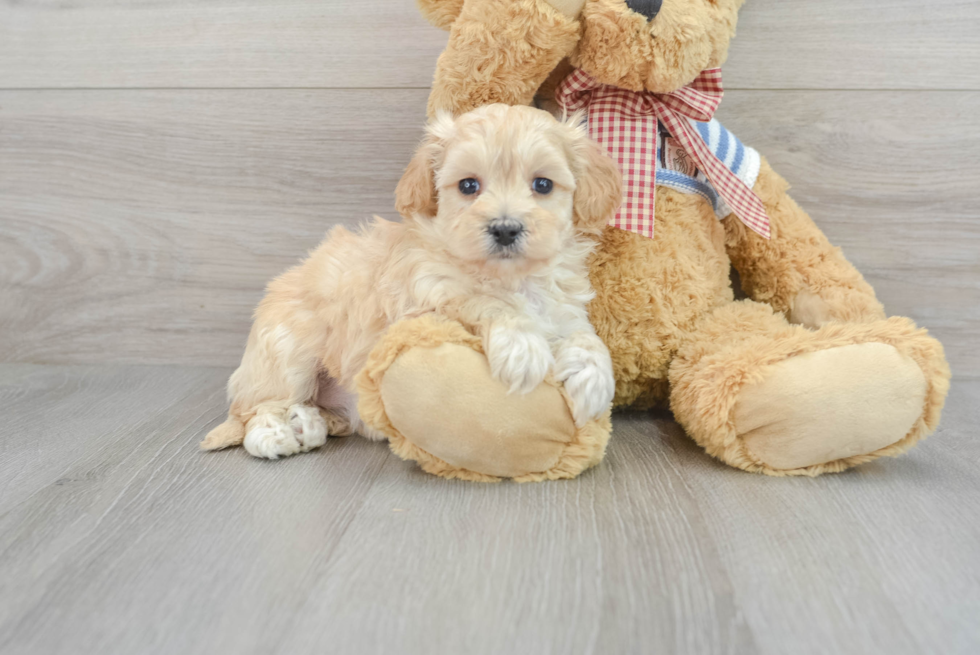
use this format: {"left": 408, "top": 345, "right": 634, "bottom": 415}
{"left": 204, "top": 104, "right": 622, "bottom": 459}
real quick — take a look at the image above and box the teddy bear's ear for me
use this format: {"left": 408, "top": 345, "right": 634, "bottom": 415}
{"left": 395, "top": 113, "right": 455, "bottom": 220}
{"left": 417, "top": 0, "right": 466, "bottom": 30}
{"left": 568, "top": 121, "right": 622, "bottom": 235}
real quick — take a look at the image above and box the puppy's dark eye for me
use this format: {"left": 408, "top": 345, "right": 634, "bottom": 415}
{"left": 532, "top": 178, "right": 553, "bottom": 195}
{"left": 458, "top": 178, "right": 480, "bottom": 195}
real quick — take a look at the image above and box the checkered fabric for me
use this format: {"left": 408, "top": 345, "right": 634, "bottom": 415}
{"left": 556, "top": 68, "right": 771, "bottom": 239}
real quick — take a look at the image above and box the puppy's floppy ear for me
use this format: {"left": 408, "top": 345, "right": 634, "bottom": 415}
{"left": 395, "top": 112, "right": 455, "bottom": 220}
{"left": 395, "top": 139, "right": 438, "bottom": 219}
{"left": 567, "top": 118, "right": 622, "bottom": 236}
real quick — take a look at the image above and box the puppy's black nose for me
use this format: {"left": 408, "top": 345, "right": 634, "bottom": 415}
{"left": 488, "top": 220, "right": 524, "bottom": 247}
{"left": 625, "top": 0, "right": 663, "bottom": 21}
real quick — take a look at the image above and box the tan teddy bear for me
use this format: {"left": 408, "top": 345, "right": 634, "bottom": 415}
{"left": 365, "top": 0, "right": 950, "bottom": 478}
{"left": 203, "top": 0, "right": 950, "bottom": 481}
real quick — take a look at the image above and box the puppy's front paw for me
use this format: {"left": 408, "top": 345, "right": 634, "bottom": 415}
{"left": 244, "top": 405, "right": 326, "bottom": 459}
{"left": 555, "top": 336, "right": 615, "bottom": 427}
{"left": 487, "top": 326, "right": 555, "bottom": 395}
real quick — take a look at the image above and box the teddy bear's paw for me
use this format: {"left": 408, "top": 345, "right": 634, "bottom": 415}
{"left": 733, "top": 342, "right": 927, "bottom": 470}
{"left": 789, "top": 288, "right": 887, "bottom": 328}
{"left": 788, "top": 289, "right": 834, "bottom": 328}
{"left": 486, "top": 326, "right": 555, "bottom": 395}
{"left": 244, "top": 406, "right": 326, "bottom": 460}
{"left": 555, "top": 336, "right": 615, "bottom": 427}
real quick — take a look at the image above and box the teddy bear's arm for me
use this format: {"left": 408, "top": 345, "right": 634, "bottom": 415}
{"left": 724, "top": 158, "right": 887, "bottom": 327}
{"left": 426, "top": 0, "right": 582, "bottom": 117}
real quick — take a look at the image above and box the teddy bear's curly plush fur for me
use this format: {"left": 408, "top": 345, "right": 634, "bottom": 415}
{"left": 363, "top": 0, "right": 950, "bottom": 479}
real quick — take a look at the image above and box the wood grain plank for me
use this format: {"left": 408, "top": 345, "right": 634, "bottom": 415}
{"left": 2, "top": 88, "right": 976, "bottom": 374}
{"left": 1, "top": 0, "right": 977, "bottom": 90}
{"left": 0, "top": 88, "right": 430, "bottom": 366}
{"left": 0, "top": 0, "right": 449, "bottom": 89}
{"left": 725, "top": 0, "right": 980, "bottom": 90}
{"left": 0, "top": 364, "right": 977, "bottom": 654}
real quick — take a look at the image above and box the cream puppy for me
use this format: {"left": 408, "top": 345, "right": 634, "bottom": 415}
{"left": 217, "top": 104, "right": 622, "bottom": 459}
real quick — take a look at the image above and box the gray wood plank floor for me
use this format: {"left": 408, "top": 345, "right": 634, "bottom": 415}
{"left": 1, "top": 364, "right": 977, "bottom": 655}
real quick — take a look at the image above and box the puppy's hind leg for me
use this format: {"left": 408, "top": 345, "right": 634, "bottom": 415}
{"left": 221, "top": 308, "right": 328, "bottom": 460}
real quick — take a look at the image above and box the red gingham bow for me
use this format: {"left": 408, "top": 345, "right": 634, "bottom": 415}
{"left": 556, "top": 68, "right": 771, "bottom": 239}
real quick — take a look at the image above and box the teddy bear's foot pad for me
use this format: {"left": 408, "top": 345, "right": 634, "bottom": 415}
{"left": 381, "top": 343, "right": 576, "bottom": 478}
{"left": 733, "top": 342, "right": 927, "bottom": 470}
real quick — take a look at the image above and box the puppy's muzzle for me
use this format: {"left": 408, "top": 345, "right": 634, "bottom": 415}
{"left": 488, "top": 219, "right": 525, "bottom": 248}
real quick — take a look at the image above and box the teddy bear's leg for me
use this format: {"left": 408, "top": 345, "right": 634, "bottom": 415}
{"left": 356, "top": 316, "right": 612, "bottom": 482}
{"left": 725, "top": 157, "right": 888, "bottom": 326}
{"left": 668, "top": 300, "right": 950, "bottom": 475}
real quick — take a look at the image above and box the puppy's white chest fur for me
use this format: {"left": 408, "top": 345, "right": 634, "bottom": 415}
{"left": 514, "top": 264, "right": 594, "bottom": 342}
{"left": 517, "top": 279, "right": 564, "bottom": 335}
